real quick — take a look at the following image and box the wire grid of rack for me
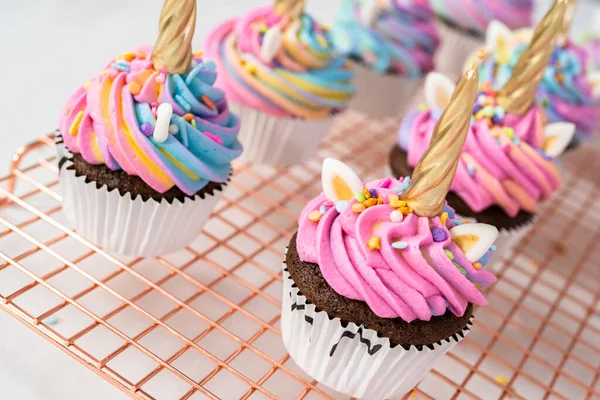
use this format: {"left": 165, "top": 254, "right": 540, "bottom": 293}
{"left": 0, "top": 111, "right": 599, "bottom": 400}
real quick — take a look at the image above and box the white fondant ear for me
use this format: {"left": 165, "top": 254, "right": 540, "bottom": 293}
{"left": 322, "top": 158, "right": 363, "bottom": 203}
{"left": 450, "top": 223, "right": 498, "bottom": 262}
{"left": 260, "top": 27, "right": 283, "bottom": 63}
{"left": 424, "top": 72, "right": 456, "bottom": 112}
{"left": 486, "top": 20, "right": 515, "bottom": 64}
{"left": 514, "top": 27, "right": 534, "bottom": 43}
{"left": 587, "top": 71, "right": 600, "bottom": 102}
{"left": 542, "top": 122, "right": 575, "bottom": 158}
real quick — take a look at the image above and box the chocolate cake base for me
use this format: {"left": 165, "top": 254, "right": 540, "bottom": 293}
{"left": 285, "top": 233, "right": 473, "bottom": 349}
{"left": 389, "top": 145, "right": 535, "bottom": 230}
{"left": 68, "top": 153, "right": 226, "bottom": 203}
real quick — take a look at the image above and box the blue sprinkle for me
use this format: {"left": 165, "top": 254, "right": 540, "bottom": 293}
{"left": 174, "top": 94, "right": 192, "bottom": 112}
{"left": 111, "top": 62, "right": 130, "bottom": 72}
{"left": 452, "top": 218, "right": 464, "bottom": 226}
{"left": 490, "top": 245, "right": 497, "bottom": 252}
{"left": 392, "top": 241, "right": 408, "bottom": 249}
{"left": 336, "top": 200, "right": 349, "bottom": 213}
{"left": 405, "top": 177, "right": 411, "bottom": 185}
{"left": 512, "top": 135, "right": 520, "bottom": 144}
{"left": 369, "top": 188, "right": 377, "bottom": 198}
{"left": 478, "top": 252, "right": 491, "bottom": 266}
{"left": 43, "top": 315, "right": 59, "bottom": 325}
{"left": 467, "top": 164, "right": 476, "bottom": 176}
{"left": 395, "top": 183, "right": 409, "bottom": 193}
{"left": 319, "top": 205, "right": 327, "bottom": 215}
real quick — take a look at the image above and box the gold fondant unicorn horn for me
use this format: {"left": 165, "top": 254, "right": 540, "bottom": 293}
{"left": 151, "top": 0, "right": 197, "bottom": 75}
{"left": 401, "top": 54, "right": 484, "bottom": 217}
{"left": 274, "top": 0, "right": 305, "bottom": 19}
{"left": 497, "top": 0, "right": 568, "bottom": 115}
{"left": 559, "top": 0, "right": 577, "bottom": 45}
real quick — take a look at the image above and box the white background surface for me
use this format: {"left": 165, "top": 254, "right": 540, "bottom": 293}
{"left": 0, "top": 1, "right": 596, "bottom": 399}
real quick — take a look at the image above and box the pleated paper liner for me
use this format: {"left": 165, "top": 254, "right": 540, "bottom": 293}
{"left": 434, "top": 19, "right": 484, "bottom": 82}
{"left": 281, "top": 249, "right": 473, "bottom": 400}
{"left": 56, "top": 136, "right": 226, "bottom": 257}
{"left": 228, "top": 102, "right": 334, "bottom": 166}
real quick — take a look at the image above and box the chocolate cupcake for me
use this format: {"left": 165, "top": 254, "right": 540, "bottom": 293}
{"left": 57, "top": 0, "right": 242, "bottom": 257}
{"left": 282, "top": 63, "right": 499, "bottom": 399}
{"left": 390, "top": 2, "right": 575, "bottom": 259}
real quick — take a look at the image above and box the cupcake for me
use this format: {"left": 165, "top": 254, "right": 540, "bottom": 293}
{"left": 57, "top": 0, "right": 242, "bottom": 257}
{"left": 471, "top": 7, "right": 600, "bottom": 146}
{"left": 283, "top": 63, "right": 499, "bottom": 400}
{"left": 330, "top": 0, "right": 440, "bottom": 117}
{"left": 390, "top": 1, "right": 575, "bottom": 260}
{"left": 204, "top": 0, "right": 354, "bottom": 166}
{"left": 431, "top": 0, "right": 533, "bottom": 79}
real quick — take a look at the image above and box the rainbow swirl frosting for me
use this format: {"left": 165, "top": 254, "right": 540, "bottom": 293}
{"left": 431, "top": 0, "right": 532, "bottom": 35}
{"left": 331, "top": 0, "right": 440, "bottom": 76}
{"left": 398, "top": 88, "right": 562, "bottom": 217}
{"left": 480, "top": 40, "right": 600, "bottom": 139}
{"left": 297, "top": 177, "right": 497, "bottom": 321}
{"left": 59, "top": 47, "right": 242, "bottom": 196}
{"left": 204, "top": 6, "right": 354, "bottom": 119}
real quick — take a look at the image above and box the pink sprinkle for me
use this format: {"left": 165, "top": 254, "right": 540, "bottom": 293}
{"left": 156, "top": 73, "right": 166, "bottom": 83}
{"left": 380, "top": 177, "right": 392, "bottom": 188}
{"left": 151, "top": 106, "right": 157, "bottom": 116}
{"left": 150, "top": 102, "right": 159, "bottom": 108}
{"left": 204, "top": 131, "right": 223, "bottom": 145}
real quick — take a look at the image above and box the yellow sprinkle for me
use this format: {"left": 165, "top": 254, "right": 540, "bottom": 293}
{"left": 410, "top": 391, "right": 418, "bottom": 398}
{"left": 68, "top": 111, "right": 84, "bottom": 135}
{"left": 441, "top": 212, "right": 448, "bottom": 226}
{"left": 475, "top": 110, "right": 485, "bottom": 120}
{"left": 399, "top": 206, "right": 413, "bottom": 215}
{"left": 363, "top": 186, "right": 370, "bottom": 198}
{"left": 316, "top": 34, "right": 328, "bottom": 48}
{"left": 128, "top": 81, "right": 142, "bottom": 95}
{"left": 192, "top": 51, "right": 204, "bottom": 57}
{"left": 117, "top": 51, "right": 136, "bottom": 62}
{"left": 388, "top": 194, "right": 399, "bottom": 204}
{"left": 244, "top": 63, "right": 257, "bottom": 75}
{"left": 83, "top": 80, "right": 92, "bottom": 90}
{"left": 390, "top": 199, "right": 407, "bottom": 208}
{"left": 101, "top": 70, "right": 110, "bottom": 76}
{"left": 368, "top": 236, "right": 381, "bottom": 251}
{"left": 377, "top": 196, "right": 383, "bottom": 205}
{"left": 63, "top": 105, "right": 73, "bottom": 117}
{"left": 352, "top": 203, "right": 366, "bottom": 213}
{"left": 308, "top": 210, "right": 322, "bottom": 222}
{"left": 364, "top": 198, "right": 377, "bottom": 208}
{"left": 136, "top": 50, "right": 147, "bottom": 59}
{"left": 496, "top": 375, "right": 508, "bottom": 385}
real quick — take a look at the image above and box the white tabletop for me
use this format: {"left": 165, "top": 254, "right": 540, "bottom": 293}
{"left": 0, "top": 1, "right": 595, "bottom": 399}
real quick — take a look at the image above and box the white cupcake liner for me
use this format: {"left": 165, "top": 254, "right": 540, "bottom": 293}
{"left": 228, "top": 102, "right": 334, "bottom": 166}
{"left": 57, "top": 137, "right": 224, "bottom": 257}
{"left": 348, "top": 62, "right": 424, "bottom": 118}
{"left": 281, "top": 249, "right": 472, "bottom": 400}
{"left": 434, "top": 20, "right": 484, "bottom": 81}
{"left": 492, "top": 219, "right": 536, "bottom": 264}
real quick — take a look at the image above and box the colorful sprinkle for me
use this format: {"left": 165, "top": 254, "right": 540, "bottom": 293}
{"left": 43, "top": 315, "right": 59, "bottom": 325}
{"left": 352, "top": 203, "right": 366, "bottom": 213}
{"left": 336, "top": 200, "right": 349, "bottom": 213}
{"left": 399, "top": 206, "right": 413, "bottom": 215}
{"left": 168, "top": 124, "right": 179, "bottom": 135}
{"left": 440, "top": 212, "right": 448, "bottom": 226}
{"left": 201, "top": 95, "right": 217, "bottom": 111}
{"left": 542, "top": 98, "right": 549, "bottom": 108}
{"left": 111, "top": 62, "right": 130, "bottom": 72}
{"left": 354, "top": 192, "right": 367, "bottom": 203}
{"left": 490, "top": 245, "right": 497, "bottom": 252}
{"left": 369, "top": 188, "right": 377, "bottom": 198}
{"left": 390, "top": 199, "right": 407, "bottom": 208}
{"left": 368, "top": 236, "right": 381, "bottom": 251}
{"left": 467, "top": 164, "right": 476, "bottom": 176}
{"left": 395, "top": 182, "right": 409, "bottom": 193}
{"left": 137, "top": 50, "right": 147, "bottom": 59}
{"left": 204, "top": 131, "right": 223, "bottom": 145}
{"left": 362, "top": 186, "right": 370, "bottom": 198}
{"left": 495, "top": 375, "right": 508, "bottom": 385}
{"left": 444, "top": 249, "right": 454, "bottom": 260}
{"left": 418, "top": 103, "right": 427, "bottom": 112}
{"left": 472, "top": 262, "right": 483, "bottom": 270}
{"left": 183, "top": 113, "right": 194, "bottom": 122}
{"left": 453, "top": 262, "right": 467, "bottom": 276}
{"left": 392, "top": 241, "right": 408, "bottom": 249}
{"left": 363, "top": 198, "right": 377, "bottom": 208}
{"left": 140, "top": 123, "right": 154, "bottom": 137}
{"left": 308, "top": 210, "right": 322, "bottom": 222}
{"left": 390, "top": 210, "right": 404, "bottom": 223}
{"left": 192, "top": 51, "right": 204, "bottom": 57}
{"left": 432, "top": 228, "right": 447, "bottom": 242}
{"left": 128, "top": 81, "right": 142, "bottom": 95}
{"left": 503, "top": 126, "right": 515, "bottom": 139}
{"left": 319, "top": 205, "right": 327, "bottom": 215}
{"left": 388, "top": 194, "right": 399, "bottom": 204}
{"left": 83, "top": 80, "right": 92, "bottom": 90}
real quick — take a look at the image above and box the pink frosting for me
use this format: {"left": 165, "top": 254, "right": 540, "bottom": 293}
{"left": 297, "top": 178, "right": 497, "bottom": 322}
{"left": 404, "top": 110, "right": 561, "bottom": 217}
{"left": 504, "top": 103, "right": 545, "bottom": 148}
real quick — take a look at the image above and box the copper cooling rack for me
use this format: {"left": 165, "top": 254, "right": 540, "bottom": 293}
{"left": 0, "top": 111, "right": 599, "bottom": 400}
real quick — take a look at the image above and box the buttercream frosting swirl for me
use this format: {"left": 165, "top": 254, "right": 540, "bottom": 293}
{"left": 204, "top": 6, "right": 354, "bottom": 119}
{"left": 431, "top": 0, "right": 533, "bottom": 35}
{"left": 480, "top": 39, "right": 600, "bottom": 139}
{"left": 297, "top": 177, "right": 497, "bottom": 322}
{"left": 59, "top": 47, "right": 242, "bottom": 195}
{"left": 398, "top": 89, "right": 562, "bottom": 217}
{"left": 331, "top": 0, "right": 440, "bottom": 76}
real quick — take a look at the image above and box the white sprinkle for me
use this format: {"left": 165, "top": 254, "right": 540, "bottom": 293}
{"left": 153, "top": 103, "right": 173, "bottom": 143}
{"left": 390, "top": 210, "right": 404, "bottom": 223}
{"left": 392, "top": 241, "right": 408, "bottom": 249}
{"left": 168, "top": 124, "right": 179, "bottom": 135}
